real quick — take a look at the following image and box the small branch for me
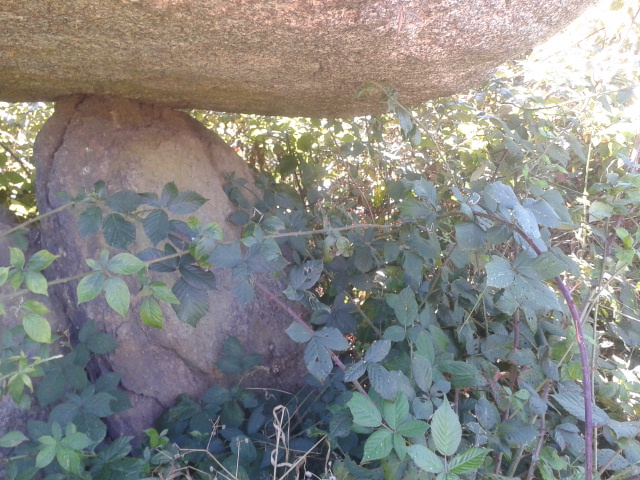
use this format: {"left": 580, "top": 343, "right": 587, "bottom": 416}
{"left": 0, "top": 202, "right": 74, "bottom": 238}
{"left": 0, "top": 140, "right": 32, "bottom": 176}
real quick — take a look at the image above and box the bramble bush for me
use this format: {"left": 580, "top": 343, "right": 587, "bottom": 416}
{"left": 1, "top": 1, "right": 640, "bottom": 479}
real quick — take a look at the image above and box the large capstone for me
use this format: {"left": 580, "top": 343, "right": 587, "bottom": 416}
{"left": 1, "top": 0, "right": 593, "bottom": 117}
{"left": 33, "top": 96, "right": 305, "bottom": 437}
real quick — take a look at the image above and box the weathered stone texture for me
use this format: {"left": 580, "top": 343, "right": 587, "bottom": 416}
{"left": 33, "top": 96, "right": 305, "bottom": 437}
{"left": 1, "top": 0, "right": 593, "bottom": 117}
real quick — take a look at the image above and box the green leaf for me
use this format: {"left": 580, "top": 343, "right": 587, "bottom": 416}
{"left": 172, "top": 278, "right": 210, "bottom": 326}
{"left": 304, "top": 338, "right": 333, "bottom": 382}
{"left": 106, "top": 190, "right": 142, "bottom": 214}
{"left": 143, "top": 209, "right": 170, "bottom": 246}
{"left": 0, "top": 430, "right": 28, "bottom": 448}
{"left": 160, "top": 182, "right": 179, "bottom": 206}
{"left": 393, "top": 432, "right": 407, "bottom": 460}
{"left": 412, "top": 354, "right": 433, "bottom": 393}
{"left": 396, "top": 420, "right": 428, "bottom": 437}
{"left": 78, "top": 206, "right": 103, "bottom": 238}
{"left": 140, "top": 298, "right": 163, "bottom": 328}
{"left": 106, "top": 253, "right": 146, "bottom": 274}
{"left": 354, "top": 246, "right": 374, "bottom": 272}
{"left": 455, "top": 223, "right": 486, "bottom": 251}
{"left": 552, "top": 391, "right": 610, "bottom": 425}
{"left": 149, "top": 282, "right": 180, "bottom": 304}
{"left": 289, "top": 259, "right": 323, "bottom": 291}
{"left": 104, "top": 276, "right": 131, "bottom": 317}
{"left": 475, "top": 397, "right": 499, "bottom": 430}
{"left": 362, "top": 428, "right": 393, "bottom": 462}
{"left": 285, "top": 322, "right": 313, "bottom": 343}
{"left": 60, "top": 431, "right": 91, "bottom": 451}
{"left": 23, "top": 313, "right": 51, "bottom": 343}
{"left": 513, "top": 204, "right": 540, "bottom": 239}
{"left": 526, "top": 198, "right": 562, "bottom": 228}
{"left": 449, "top": 447, "right": 489, "bottom": 474}
{"left": 588, "top": 200, "right": 614, "bottom": 221}
{"left": 56, "top": 447, "right": 83, "bottom": 474}
{"left": 383, "top": 393, "right": 409, "bottom": 430}
{"left": 314, "top": 327, "right": 350, "bottom": 351}
{"left": 179, "top": 264, "right": 216, "bottom": 290}
{"left": 25, "top": 270, "right": 48, "bottom": 295}
{"left": 365, "top": 340, "right": 391, "bottom": 363}
{"left": 22, "top": 300, "right": 50, "bottom": 315}
{"left": 407, "top": 445, "right": 444, "bottom": 473}
{"left": 103, "top": 213, "right": 136, "bottom": 250}
{"left": 167, "top": 190, "right": 208, "bottom": 214}
{"left": 9, "top": 247, "right": 25, "bottom": 269}
{"left": 77, "top": 271, "right": 105, "bottom": 303}
{"left": 387, "top": 286, "right": 418, "bottom": 326}
{"left": 36, "top": 445, "right": 57, "bottom": 469}
{"left": 368, "top": 362, "right": 398, "bottom": 400}
{"left": 27, "top": 250, "right": 58, "bottom": 271}
{"left": 484, "top": 181, "right": 519, "bottom": 209}
{"left": 486, "top": 256, "right": 515, "bottom": 288}
{"left": 432, "top": 401, "right": 461, "bottom": 456}
{"left": 85, "top": 333, "right": 118, "bottom": 354}
{"left": 347, "top": 392, "right": 382, "bottom": 428}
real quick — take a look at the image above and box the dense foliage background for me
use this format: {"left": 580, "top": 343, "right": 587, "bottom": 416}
{"left": 1, "top": 0, "right": 639, "bottom": 479}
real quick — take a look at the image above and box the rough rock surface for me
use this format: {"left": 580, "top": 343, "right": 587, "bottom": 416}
{"left": 2, "top": 0, "right": 593, "bottom": 117}
{"left": 33, "top": 96, "right": 305, "bottom": 437}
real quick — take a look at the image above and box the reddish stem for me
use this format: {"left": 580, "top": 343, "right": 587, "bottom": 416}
{"left": 476, "top": 212, "right": 594, "bottom": 479}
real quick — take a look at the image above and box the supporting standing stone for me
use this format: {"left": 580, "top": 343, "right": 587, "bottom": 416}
{"left": 34, "top": 96, "right": 304, "bottom": 437}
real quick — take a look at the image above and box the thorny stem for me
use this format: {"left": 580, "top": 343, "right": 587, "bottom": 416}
{"left": 476, "top": 211, "right": 595, "bottom": 479}
{"left": 526, "top": 382, "right": 552, "bottom": 480}
{"left": 0, "top": 202, "right": 74, "bottom": 239}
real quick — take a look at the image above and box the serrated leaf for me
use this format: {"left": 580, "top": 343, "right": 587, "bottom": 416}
{"left": 172, "top": 278, "right": 209, "bottom": 326}
{"left": 78, "top": 206, "right": 102, "bottom": 237}
{"left": 0, "top": 430, "right": 28, "bottom": 448}
{"left": 0, "top": 266, "right": 8, "bottom": 287}
{"left": 107, "top": 253, "right": 146, "bottom": 274}
{"left": 449, "top": 447, "right": 489, "bottom": 474}
{"left": 354, "top": 246, "right": 375, "bottom": 272}
{"left": 304, "top": 338, "right": 333, "bottom": 382}
{"left": 140, "top": 298, "right": 163, "bottom": 328}
{"left": 412, "top": 354, "right": 433, "bottom": 393}
{"left": 383, "top": 393, "right": 409, "bottom": 430}
{"left": 486, "top": 256, "right": 515, "bottom": 288}
{"left": 387, "top": 286, "right": 418, "bottom": 326}
{"left": 179, "top": 263, "right": 216, "bottom": 290}
{"left": 407, "top": 445, "right": 444, "bottom": 473}
{"left": 513, "top": 204, "right": 540, "bottom": 239}
{"left": 368, "top": 362, "right": 398, "bottom": 400}
{"left": 56, "top": 447, "right": 82, "bottom": 474}
{"left": 347, "top": 392, "right": 382, "bottom": 428}
{"left": 526, "top": 198, "right": 562, "bottom": 228}
{"left": 86, "top": 333, "right": 118, "bottom": 354}
{"left": 314, "top": 327, "right": 350, "bottom": 351}
{"left": 432, "top": 401, "right": 461, "bottom": 456}
{"left": 167, "top": 190, "right": 208, "bottom": 214}
{"left": 365, "top": 340, "right": 391, "bottom": 363}
{"left": 22, "top": 300, "right": 50, "bottom": 315}
{"left": 149, "top": 282, "right": 180, "bottom": 304}
{"left": 362, "top": 428, "right": 393, "bottom": 462}
{"left": 344, "top": 360, "right": 367, "bottom": 382}
{"left": 9, "top": 247, "right": 25, "bottom": 269}
{"left": 143, "top": 209, "right": 170, "bottom": 246}
{"left": 384, "top": 325, "right": 406, "bottom": 341}
{"left": 289, "top": 259, "right": 323, "bottom": 291}
{"left": 27, "top": 250, "right": 59, "bottom": 271}
{"left": 103, "top": 213, "right": 136, "bottom": 250}
{"left": 77, "top": 271, "right": 105, "bottom": 304}
{"left": 25, "top": 270, "right": 48, "bottom": 295}
{"left": 106, "top": 190, "right": 142, "bottom": 214}
{"left": 485, "top": 181, "right": 519, "bottom": 208}
{"left": 397, "top": 420, "right": 428, "bottom": 437}
{"left": 23, "top": 313, "right": 51, "bottom": 343}
{"left": 285, "top": 322, "right": 313, "bottom": 343}
{"left": 36, "top": 445, "right": 57, "bottom": 469}
{"left": 552, "top": 391, "right": 610, "bottom": 425}
{"left": 104, "top": 276, "right": 130, "bottom": 317}
{"left": 475, "top": 397, "right": 499, "bottom": 430}
{"left": 455, "top": 223, "right": 486, "bottom": 252}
